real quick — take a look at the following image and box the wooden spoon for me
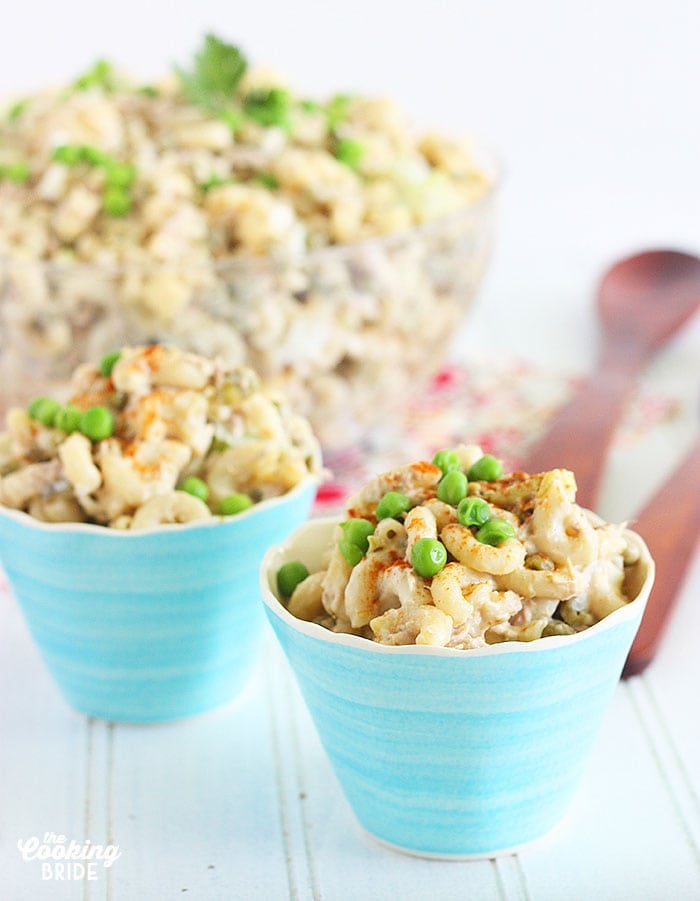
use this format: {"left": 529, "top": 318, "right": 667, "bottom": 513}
{"left": 523, "top": 249, "right": 700, "bottom": 509}
{"left": 623, "top": 438, "right": 700, "bottom": 677}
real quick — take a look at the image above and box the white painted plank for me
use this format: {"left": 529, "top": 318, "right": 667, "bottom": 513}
{"left": 107, "top": 650, "right": 294, "bottom": 900}
{"left": 83, "top": 719, "right": 114, "bottom": 901}
{"left": 639, "top": 551, "right": 700, "bottom": 824}
{"left": 0, "top": 585, "right": 90, "bottom": 901}
{"left": 628, "top": 677, "right": 700, "bottom": 861}
{"left": 515, "top": 685, "right": 700, "bottom": 901}
{"left": 265, "top": 638, "right": 316, "bottom": 901}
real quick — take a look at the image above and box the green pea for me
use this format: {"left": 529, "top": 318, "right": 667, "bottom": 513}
{"left": 104, "top": 162, "right": 136, "bottom": 189}
{"left": 28, "top": 397, "right": 61, "bottom": 427}
{"left": 5, "top": 162, "right": 31, "bottom": 183}
{"left": 334, "top": 138, "right": 364, "bottom": 170}
{"left": 410, "top": 537, "right": 447, "bottom": 578}
{"left": 457, "top": 496, "right": 491, "bottom": 528}
{"left": 220, "top": 109, "right": 242, "bottom": 134}
{"left": 254, "top": 172, "right": 279, "bottom": 190}
{"left": 54, "top": 404, "right": 83, "bottom": 434}
{"left": 79, "top": 405, "right": 115, "bottom": 441}
{"left": 300, "top": 99, "right": 321, "bottom": 113}
{"left": 102, "top": 187, "right": 132, "bottom": 217}
{"left": 105, "top": 162, "right": 136, "bottom": 189}
{"left": 180, "top": 476, "right": 209, "bottom": 504}
{"left": 200, "top": 174, "right": 229, "bottom": 193}
{"left": 326, "top": 93, "right": 351, "bottom": 130}
{"left": 475, "top": 518, "right": 516, "bottom": 546}
{"left": 467, "top": 454, "right": 503, "bottom": 482}
{"left": 436, "top": 470, "right": 468, "bottom": 506}
{"left": 220, "top": 493, "right": 253, "bottom": 515}
{"left": 52, "top": 144, "right": 83, "bottom": 165}
{"left": 339, "top": 538, "right": 364, "bottom": 567}
{"left": 79, "top": 145, "right": 111, "bottom": 166}
{"left": 340, "top": 518, "right": 375, "bottom": 554}
{"left": 99, "top": 350, "right": 122, "bottom": 377}
{"left": 432, "top": 449, "right": 460, "bottom": 476}
{"left": 375, "top": 491, "right": 411, "bottom": 521}
{"left": 277, "top": 561, "right": 310, "bottom": 599}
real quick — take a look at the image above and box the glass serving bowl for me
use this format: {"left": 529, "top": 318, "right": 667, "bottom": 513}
{"left": 0, "top": 178, "right": 497, "bottom": 449}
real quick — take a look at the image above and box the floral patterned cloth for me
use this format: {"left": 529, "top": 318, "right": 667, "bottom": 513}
{"left": 315, "top": 361, "right": 680, "bottom": 514}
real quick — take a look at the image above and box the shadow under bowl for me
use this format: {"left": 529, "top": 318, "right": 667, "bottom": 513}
{"left": 260, "top": 517, "right": 655, "bottom": 858}
{"left": 0, "top": 478, "right": 317, "bottom": 723}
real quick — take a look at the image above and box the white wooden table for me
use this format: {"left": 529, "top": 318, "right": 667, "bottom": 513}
{"left": 1, "top": 543, "right": 700, "bottom": 901}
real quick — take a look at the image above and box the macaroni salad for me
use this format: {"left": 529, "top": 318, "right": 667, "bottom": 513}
{"left": 277, "top": 446, "right": 642, "bottom": 647}
{"left": 0, "top": 345, "right": 321, "bottom": 528}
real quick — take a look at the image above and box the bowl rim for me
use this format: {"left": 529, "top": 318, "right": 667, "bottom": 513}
{"left": 0, "top": 474, "right": 319, "bottom": 538}
{"left": 0, "top": 144, "right": 500, "bottom": 276}
{"left": 260, "top": 515, "right": 655, "bottom": 658}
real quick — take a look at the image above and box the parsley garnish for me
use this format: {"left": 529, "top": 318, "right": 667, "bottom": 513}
{"left": 7, "top": 100, "right": 27, "bottom": 122}
{"left": 178, "top": 34, "right": 248, "bottom": 112}
{"left": 74, "top": 60, "right": 116, "bottom": 92}
{"left": 243, "top": 88, "right": 291, "bottom": 130}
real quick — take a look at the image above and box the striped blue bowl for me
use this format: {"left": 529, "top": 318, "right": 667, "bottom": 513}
{"left": 261, "top": 517, "right": 654, "bottom": 858}
{"left": 0, "top": 478, "right": 316, "bottom": 723}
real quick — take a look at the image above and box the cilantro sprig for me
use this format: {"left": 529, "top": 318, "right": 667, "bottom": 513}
{"left": 178, "top": 34, "right": 248, "bottom": 113}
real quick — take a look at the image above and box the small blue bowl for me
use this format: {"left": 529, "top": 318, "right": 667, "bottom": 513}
{"left": 261, "top": 517, "right": 654, "bottom": 858}
{"left": 0, "top": 477, "right": 316, "bottom": 723}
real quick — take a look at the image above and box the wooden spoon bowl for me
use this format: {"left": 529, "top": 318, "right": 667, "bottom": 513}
{"left": 524, "top": 249, "right": 700, "bottom": 509}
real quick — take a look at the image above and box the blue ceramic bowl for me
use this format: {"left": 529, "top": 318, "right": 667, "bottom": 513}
{"left": 0, "top": 477, "right": 317, "bottom": 723}
{"left": 261, "top": 517, "right": 654, "bottom": 858}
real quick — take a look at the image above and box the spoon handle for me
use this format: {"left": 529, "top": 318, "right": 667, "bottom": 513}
{"left": 623, "top": 439, "right": 700, "bottom": 677}
{"left": 522, "top": 351, "right": 642, "bottom": 509}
